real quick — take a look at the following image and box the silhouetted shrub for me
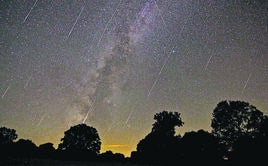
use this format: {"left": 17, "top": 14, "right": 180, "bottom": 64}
{"left": 13, "top": 139, "right": 37, "bottom": 158}
{"left": 38, "top": 142, "right": 55, "bottom": 158}
{"left": 99, "top": 150, "right": 125, "bottom": 162}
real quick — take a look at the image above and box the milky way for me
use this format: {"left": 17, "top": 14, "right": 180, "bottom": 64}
{"left": 0, "top": 0, "right": 267, "bottom": 156}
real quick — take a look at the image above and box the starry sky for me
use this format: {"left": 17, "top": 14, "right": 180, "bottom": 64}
{"left": 0, "top": 0, "right": 267, "bottom": 156}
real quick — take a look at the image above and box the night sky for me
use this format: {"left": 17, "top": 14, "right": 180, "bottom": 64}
{"left": 0, "top": 0, "right": 267, "bottom": 156}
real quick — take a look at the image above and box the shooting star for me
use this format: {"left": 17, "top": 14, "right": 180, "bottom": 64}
{"left": 36, "top": 114, "right": 46, "bottom": 127}
{"left": 24, "top": 75, "right": 32, "bottom": 89}
{"left": 146, "top": 12, "right": 189, "bottom": 97}
{"left": 204, "top": 55, "right": 213, "bottom": 70}
{"left": 153, "top": 0, "right": 167, "bottom": 28}
{"left": 2, "top": 85, "right": 10, "bottom": 99}
{"left": 96, "top": 0, "right": 122, "bottom": 48}
{"left": 125, "top": 3, "right": 189, "bottom": 125}
{"left": 82, "top": 98, "right": 96, "bottom": 124}
{"left": 23, "top": 0, "right": 39, "bottom": 23}
{"left": 125, "top": 110, "right": 133, "bottom": 124}
{"left": 66, "top": 6, "right": 84, "bottom": 40}
{"left": 147, "top": 47, "right": 175, "bottom": 97}
{"left": 241, "top": 73, "right": 251, "bottom": 95}
{"left": 126, "top": 49, "right": 175, "bottom": 124}
{"left": 147, "top": 77, "right": 159, "bottom": 97}
{"left": 82, "top": 110, "right": 90, "bottom": 124}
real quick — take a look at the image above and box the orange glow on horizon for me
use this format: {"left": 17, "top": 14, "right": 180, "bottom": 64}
{"left": 101, "top": 144, "right": 135, "bottom": 157}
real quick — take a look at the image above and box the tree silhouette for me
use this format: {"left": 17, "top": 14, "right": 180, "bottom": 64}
{"left": 0, "top": 127, "right": 17, "bottom": 144}
{"left": 259, "top": 115, "right": 268, "bottom": 137}
{"left": 211, "top": 100, "right": 265, "bottom": 150}
{"left": 39, "top": 142, "right": 55, "bottom": 152}
{"left": 0, "top": 101, "right": 266, "bottom": 164}
{"left": 134, "top": 111, "right": 183, "bottom": 164}
{"left": 135, "top": 132, "right": 181, "bottom": 164}
{"left": 58, "top": 124, "right": 101, "bottom": 155}
{"left": 38, "top": 142, "right": 55, "bottom": 158}
{"left": 0, "top": 127, "right": 18, "bottom": 159}
{"left": 99, "top": 150, "right": 125, "bottom": 162}
{"left": 230, "top": 115, "right": 268, "bottom": 163}
{"left": 181, "top": 130, "right": 222, "bottom": 162}
{"left": 152, "top": 111, "right": 184, "bottom": 136}
{"left": 14, "top": 139, "right": 37, "bottom": 157}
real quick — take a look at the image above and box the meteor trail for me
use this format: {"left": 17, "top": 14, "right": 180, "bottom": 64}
{"left": 241, "top": 73, "right": 251, "bottom": 95}
{"left": 82, "top": 99, "right": 96, "bottom": 124}
{"left": 96, "top": 0, "right": 122, "bottom": 48}
{"left": 126, "top": 48, "right": 175, "bottom": 124}
{"left": 67, "top": 6, "right": 84, "bottom": 40}
{"left": 36, "top": 114, "right": 46, "bottom": 126}
{"left": 204, "top": 55, "right": 213, "bottom": 70}
{"left": 153, "top": 0, "right": 167, "bottom": 28}
{"left": 147, "top": 77, "right": 159, "bottom": 97}
{"left": 147, "top": 47, "right": 175, "bottom": 97}
{"left": 146, "top": 13, "right": 189, "bottom": 97}
{"left": 23, "top": 0, "right": 38, "bottom": 23}
{"left": 125, "top": 4, "right": 190, "bottom": 125}
{"left": 24, "top": 75, "right": 32, "bottom": 89}
{"left": 80, "top": 1, "right": 123, "bottom": 125}
{"left": 82, "top": 110, "right": 90, "bottom": 124}
{"left": 125, "top": 110, "right": 133, "bottom": 124}
{"left": 2, "top": 85, "right": 10, "bottom": 99}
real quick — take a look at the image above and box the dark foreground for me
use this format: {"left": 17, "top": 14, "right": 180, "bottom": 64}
{"left": 0, "top": 158, "right": 148, "bottom": 166}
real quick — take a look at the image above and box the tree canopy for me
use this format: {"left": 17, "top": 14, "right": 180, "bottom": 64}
{"left": 39, "top": 142, "right": 55, "bottom": 153}
{"left": 58, "top": 124, "right": 101, "bottom": 154}
{"left": 0, "top": 126, "right": 18, "bottom": 144}
{"left": 152, "top": 111, "right": 184, "bottom": 136}
{"left": 211, "top": 100, "right": 265, "bottom": 149}
{"left": 181, "top": 130, "right": 222, "bottom": 161}
{"left": 135, "top": 111, "right": 184, "bottom": 164}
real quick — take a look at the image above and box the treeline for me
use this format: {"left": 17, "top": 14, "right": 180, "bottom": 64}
{"left": 0, "top": 100, "right": 267, "bottom": 165}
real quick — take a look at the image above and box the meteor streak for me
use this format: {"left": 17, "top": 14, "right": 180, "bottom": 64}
{"left": 125, "top": 110, "right": 133, "bottom": 124}
{"left": 125, "top": 1, "right": 189, "bottom": 125}
{"left": 1, "top": 85, "right": 10, "bottom": 99}
{"left": 36, "top": 114, "right": 46, "bottom": 126}
{"left": 23, "top": 0, "right": 38, "bottom": 23}
{"left": 126, "top": 49, "right": 175, "bottom": 124}
{"left": 241, "top": 73, "right": 251, "bottom": 95}
{"left": 96, "top": 0, "right": 122, "bottom": 48}
{"left": 204, "top": 55, "right": 213, "bottom": 70}
{"left": 67, "top": 6, "right": 84, "bottom": 40}
{"left": 24, "top": 75, "right": 32, "bottom": 89}
{"left": 82, "top": 98, "right": 96, "bottom": 124}
{"left": 153, "top": 0, "right": 167, "bottom": 28}
{"left": 147, "top": 47, "right": 175, "bottom": 97}
{"left": 82, "top": 110, "right": 90, "bottom": 124}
